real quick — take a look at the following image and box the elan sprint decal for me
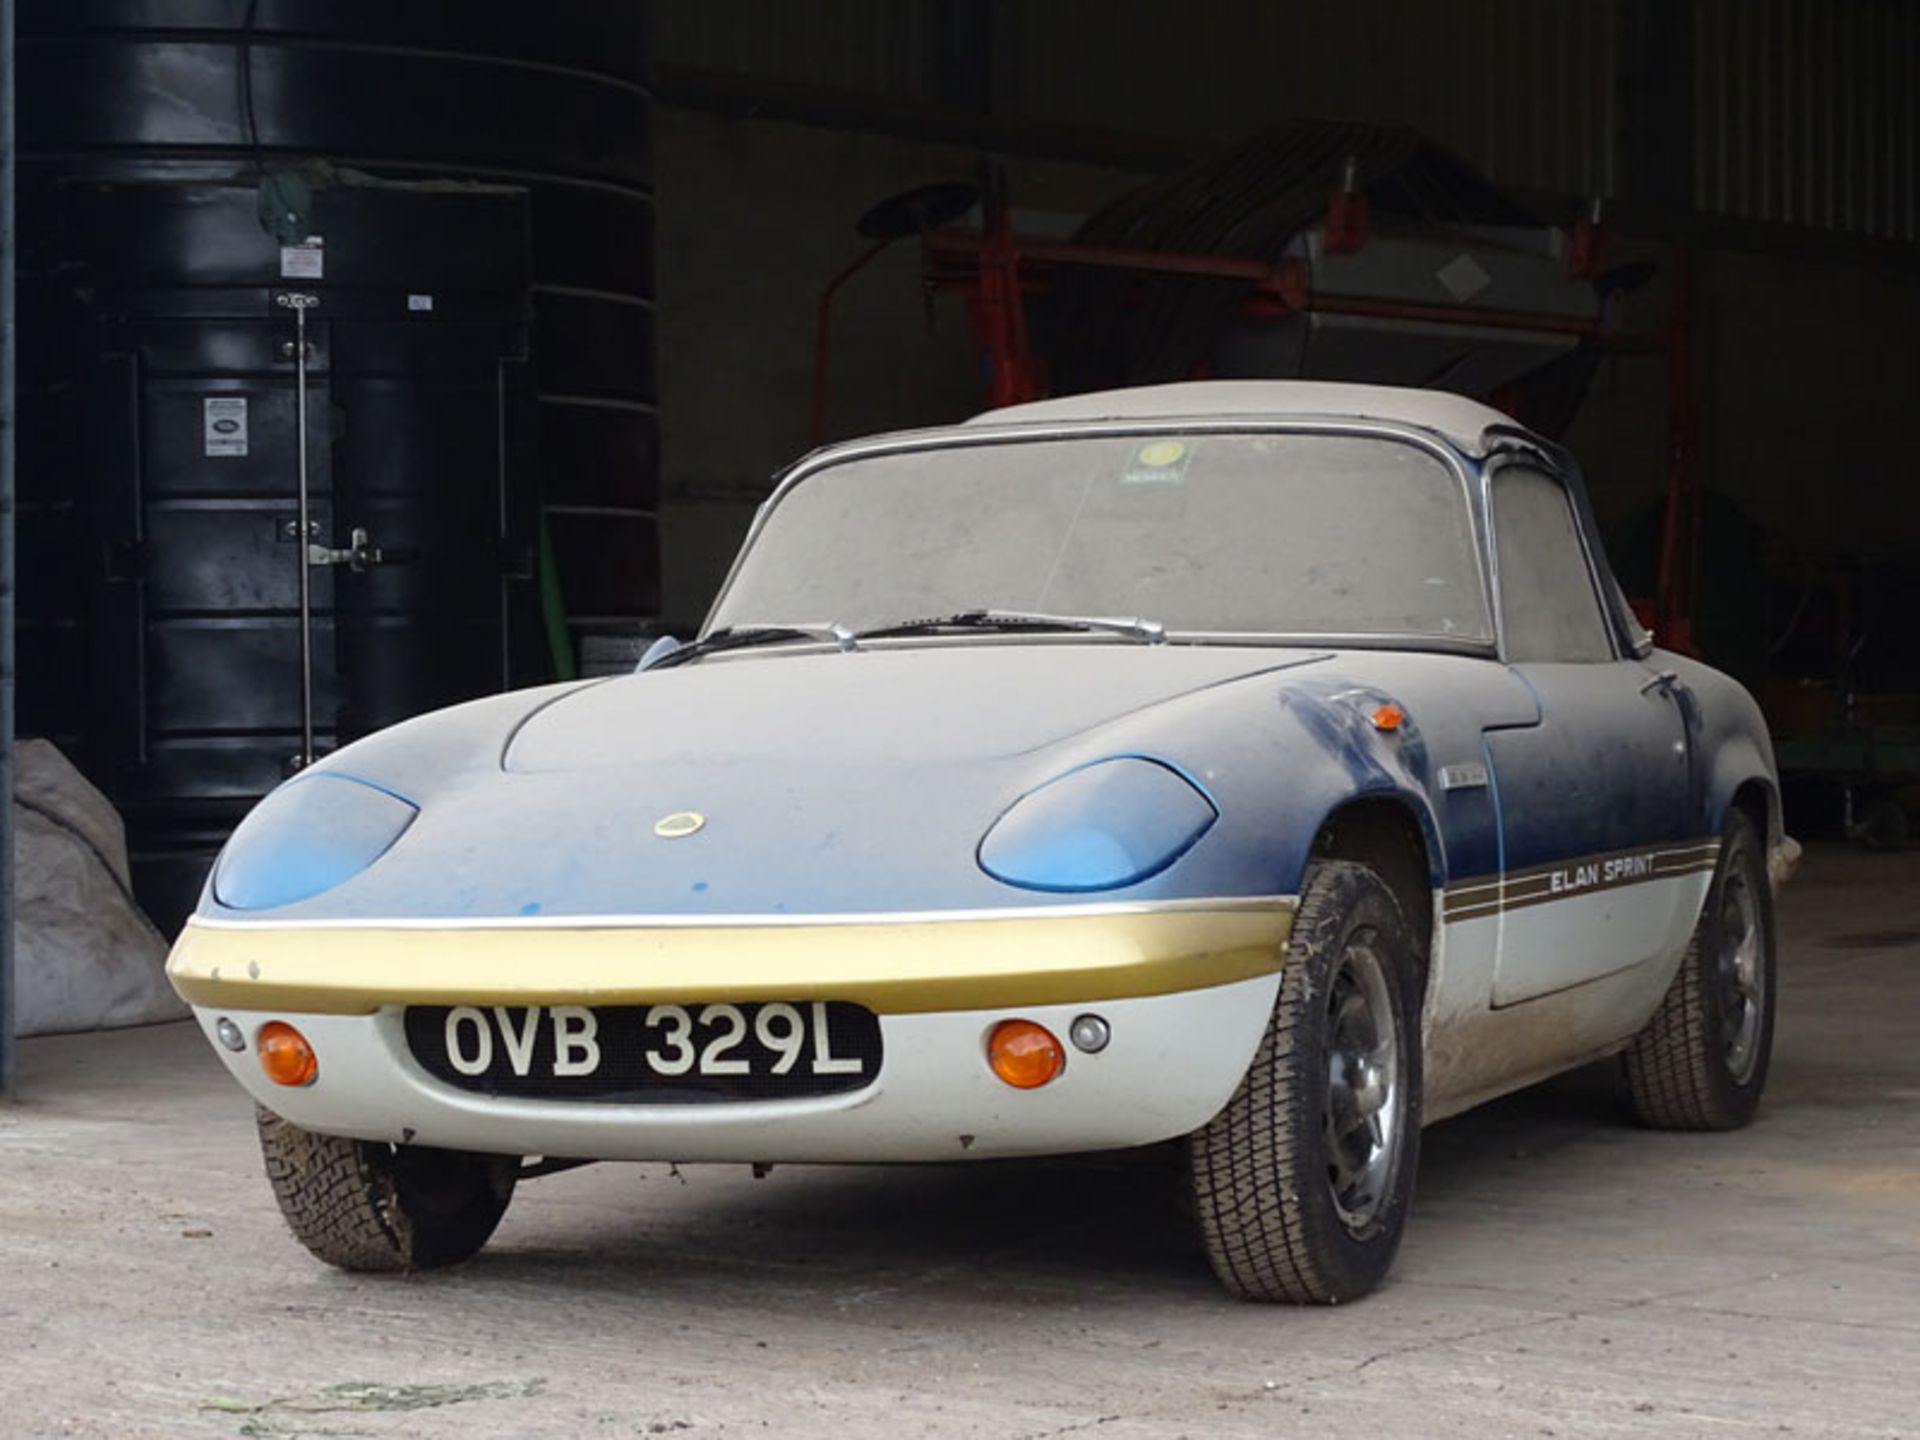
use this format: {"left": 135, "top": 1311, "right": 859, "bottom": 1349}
{"left": 1443, "top": 841, "right": 1721, "bottom": 923}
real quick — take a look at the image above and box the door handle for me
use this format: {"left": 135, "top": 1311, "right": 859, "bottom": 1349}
{"left": 1639, "top": 668, "right": 1680, "bottom": 695}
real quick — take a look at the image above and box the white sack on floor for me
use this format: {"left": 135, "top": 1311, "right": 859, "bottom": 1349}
{"left": 13, "top": 739, "right": 186, "bottom": 1037}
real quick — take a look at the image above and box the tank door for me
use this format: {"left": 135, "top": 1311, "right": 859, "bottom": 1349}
{"left": 324, "top": 314, "right": 543, "bottom": 745}
{"left": 85, "top": 312, "right": 344, "bottom": 845}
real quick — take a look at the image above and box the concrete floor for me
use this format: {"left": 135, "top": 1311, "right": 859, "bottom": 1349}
{"left": 2, "top": 844, "right": 1916, "bottom": 1440}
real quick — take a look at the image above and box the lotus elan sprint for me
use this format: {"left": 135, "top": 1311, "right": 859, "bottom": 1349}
{"left": 169, "top": 381, "right": 1792, "bottom": 1303}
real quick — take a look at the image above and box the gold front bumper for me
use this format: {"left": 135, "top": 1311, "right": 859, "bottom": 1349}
{"left": 167, "top": 899, "right": 1295, "bottom": 1017}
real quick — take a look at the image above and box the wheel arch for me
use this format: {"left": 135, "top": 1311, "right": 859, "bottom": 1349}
{"left": 1308, "top": 794, "right": 1438, "bottom": 984}
{"left": 1707, "top": 738, "right": 1781, "bottom": 851}
{"left": 1728, "top": 775, "right": 1776, "bottom": 846}
{"left": 1677, "top": 662, "right": 1784, "bottom": 853}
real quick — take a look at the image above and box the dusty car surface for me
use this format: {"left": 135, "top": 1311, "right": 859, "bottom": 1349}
{"left": 168, "top": 380, "right": 1790, "bottom": 1302}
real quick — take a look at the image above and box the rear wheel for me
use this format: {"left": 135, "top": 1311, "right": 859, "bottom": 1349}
{"left": 1623, "top": 810, "right": 1776, "bottom": 1130}
{"left": 257, "top": 1106, "right": 518, "bottom": 1272}
{"left": 1189, "top": 860, "right": 1423, "bottom": 1303}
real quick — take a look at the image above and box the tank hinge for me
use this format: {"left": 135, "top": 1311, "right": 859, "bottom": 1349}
{"left": 308, "top": 526, "right": 390, "bottom": 573}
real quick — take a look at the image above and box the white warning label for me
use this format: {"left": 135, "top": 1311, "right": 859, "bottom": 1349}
{"left": 280, "top": 235, "right": 325, "bottom": 279}
{"left": 204, "top": 397, "right": 249, "bottom": 457}
{"left": 1436, "top": 251, "right": 1492, "bottom": 303}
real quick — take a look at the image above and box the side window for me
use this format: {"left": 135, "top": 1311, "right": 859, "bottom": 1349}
{"left": 1491, "top": 467, "right": 1615, "bottom": 663}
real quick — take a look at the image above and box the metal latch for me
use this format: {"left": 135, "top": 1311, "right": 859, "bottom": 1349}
{"left": 308, "top": 526, "right": 387, "bottom": 573}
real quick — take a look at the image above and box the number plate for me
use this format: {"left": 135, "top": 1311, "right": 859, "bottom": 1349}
{"left": 404, "top": 1001, "right": 882, "bottom": 1104}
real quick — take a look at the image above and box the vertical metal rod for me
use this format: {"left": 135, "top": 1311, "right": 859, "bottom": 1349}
{"left": 291, "top": 295, "right": 314, "bottom": 769}
{"left": 0, "top": 0, "right": 16, "bottom": 1099}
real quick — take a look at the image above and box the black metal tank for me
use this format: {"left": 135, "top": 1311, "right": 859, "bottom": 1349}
{"left": 17, "top": 1, "right": 656, "bottom": 928}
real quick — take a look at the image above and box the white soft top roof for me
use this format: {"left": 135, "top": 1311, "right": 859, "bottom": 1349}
{"left": 970, "top": 381, "right": 1516, "bottom": 455}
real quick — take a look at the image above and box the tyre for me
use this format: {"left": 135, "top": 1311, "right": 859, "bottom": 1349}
{"left": 1623, "top": 810, "right": 1776, "bottom": 1130}
{"left": 256, "top": 1106, "right": 519, "bottom": 1272}
{"left": 1189, "top": 859, "right": 1423, "bottom": 1304}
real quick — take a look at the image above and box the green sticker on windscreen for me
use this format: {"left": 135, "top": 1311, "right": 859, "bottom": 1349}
{"left": 1121, "top": 439, "right": 1192, "bottom": 485}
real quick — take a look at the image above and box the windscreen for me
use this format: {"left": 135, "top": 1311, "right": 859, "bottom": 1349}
{"left": 711, "top": 432, "right": 1490, "bottom": 641}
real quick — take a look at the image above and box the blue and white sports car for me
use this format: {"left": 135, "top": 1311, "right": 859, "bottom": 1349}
{"left": 170, "top": 381, "right": 1793, "bottom": 1302}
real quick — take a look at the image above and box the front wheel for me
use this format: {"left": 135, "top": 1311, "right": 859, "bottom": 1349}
{"left": 1623, "top": 810, "right": 1776, "bottom": 1130}
{"left": 1188, "top": 860, "right": 1424, "bottom": 1304}
{"left": 256, "top": 1107, "right": 519, "bottom": 1272}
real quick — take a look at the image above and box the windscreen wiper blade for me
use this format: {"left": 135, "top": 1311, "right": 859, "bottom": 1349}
{"left": 645, "top": 622, "right": 858, "bottom": 670}
{"left": 855, "top": 609, "right": 1166, "bottom": 644}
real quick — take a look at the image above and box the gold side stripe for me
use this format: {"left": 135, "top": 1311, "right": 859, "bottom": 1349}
{"left": 1443, "top": 864, "right": 1717, "bottom": 920}
{"left": 1444, "top": 851, "right": 1719, "bottom": 895}
{"left": 1447, "top": 878, "right": 1715, "bottom": 923}
{"left": 1489, "top": 868, "right": 1715, "bottom": 918}
{"left": 1445, "top": 842, "right": 1719, "bottom": 889}
{"left": 1442, "top": 845, "right": 1720, "bottom": 922}
{"left": 167, "top": 902, "right": 1297, "bottom": 1018}
{"left": 1443, "top": 840, "right": 1720, "bottom": 899}
{"left": 1445, "top": 877, "right": 1506, "bottom": 901}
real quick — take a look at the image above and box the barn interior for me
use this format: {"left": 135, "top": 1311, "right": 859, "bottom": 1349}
{"left": 0, "top": 3, "right": 1916, "bottom": 1431}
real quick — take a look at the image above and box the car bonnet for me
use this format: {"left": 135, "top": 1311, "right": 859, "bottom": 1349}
{"left": 504, "top": 643, "right": 1329, "bottom": 772}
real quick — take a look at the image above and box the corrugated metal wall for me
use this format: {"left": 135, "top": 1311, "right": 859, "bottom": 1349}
{"left": 1695, "top": 0, "right": 1916, "bottom": 241}
{"left": 653, "top": 0, "right": 928, "bottom": 99}
{"left": 654, "top": 0, "right": 1916, "bottom": 242}
{"left": 1003, "top": 0, "right": 1619, "bottom": 199}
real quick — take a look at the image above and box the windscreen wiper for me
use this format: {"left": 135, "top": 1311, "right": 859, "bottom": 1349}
{"left": 855, "top": 609, "right": 1166, "bottom": 644}
{"left": 644, "top": 622, "right": 858, "bottom": 670}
